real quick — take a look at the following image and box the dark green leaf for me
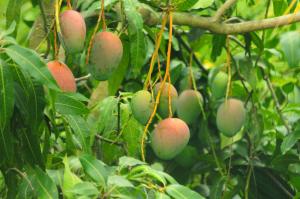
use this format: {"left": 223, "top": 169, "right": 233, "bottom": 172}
{"left": 55, "top": 92, "right": 89, "bottom": 115}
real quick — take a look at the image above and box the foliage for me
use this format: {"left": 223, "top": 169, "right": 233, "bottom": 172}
{"left": 0, "top": 0, "right": 300, "bottom": 198}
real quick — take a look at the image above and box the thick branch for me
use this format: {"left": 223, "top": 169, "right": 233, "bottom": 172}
{"left": 213, "top": 0, "right": 238, "bottom": 22}
{"left": 139, "top": 6, "right": 300, "bottom": 34}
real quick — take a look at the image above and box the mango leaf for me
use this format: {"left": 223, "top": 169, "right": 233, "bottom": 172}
{"left": 108, "top": 37, "right": 130, "bottom": 95}
{"left": 0, "top": 60, "right": 14, "bottom": 164}
{"left": 210, "top": 176, "right": 226, "bottom": 199}
{"left": 64, "top": 115, "right": 91, "bottom": 153}
{"left": 121, "top": 104, "right": 144, "bottom": 158}
{"left": 6, "top": 0, "right": 23, "bottom": 33}
{"left": 155, "top": 192, "right": 171, "bottom": 199}
{"left": 68, "top": 182, "right": 99, "bottom": 197}
{"left": 174, "top": 0, "right": 198, "bottom": 11}
{"left": 110, "top": 187, "right": 146, "bottom": 199}
{"left": 5, "top": 45, "right": 58, "bottom": 90}
{"left": 273, "top": 0, "right": 288, "bottom": 16}
{"left": 63, "top": 156, "right": 82, "bottom": 198}
{"left": 191, "top": 0, "right": 214, "bottom": 9}
{"left": 166, "top": 184, "right": 205, "bottom": 199}
{"left": 79, "top": 154, "right": 108, "bottom": 187}
{"left": 118, "top": 156, "right": 146, "bottom": 168}
{"left": 123, "top": 0, "right": 147, "bottom": 77}
{"left": 55, "top": 92, "right": 89, "bottom": 115}
{"left": 107, "top": 175, "right": 134, "bottom": 187}
{"left": 280, "top": 31, "right": 300, "bottom": 67}
{"left": 211, "top": 34, "right": 226, "bottom": 61}
{"left": 281, "top": 128, "right": 300, "bottom": 154}
{"left": 31, "top": 167, "right": 59, "bottom": 199}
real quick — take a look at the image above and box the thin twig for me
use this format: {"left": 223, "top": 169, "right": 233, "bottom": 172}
{"left": 213, "top": 0, "right": 238, "bottom": 22}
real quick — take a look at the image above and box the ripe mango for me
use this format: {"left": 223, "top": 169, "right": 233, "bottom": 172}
{"left": 60, "top": 10, "right": 86, "bottom": 53}
{"left": 151, "top": 118, "right": 190, "bottom": 160}
{"left": 89, "top": 32, "right": 123, "bottom": 80}
{"left": 47, "top": 61, "right": 76, "bottom": 92}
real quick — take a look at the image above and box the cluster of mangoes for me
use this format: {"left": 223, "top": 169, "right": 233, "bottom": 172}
{"left": 131, "top": 69, "right": 246, "bottom": 161}
{"left": 47, "top": 9, "right": 123, "bottom": 92}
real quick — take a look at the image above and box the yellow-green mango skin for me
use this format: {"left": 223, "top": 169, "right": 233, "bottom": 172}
{"left": 154, "top": 82, "right": 178, "bottom": 118}
{"left": 177, "top": 90, "right": 203, "bottom": 124}
{"left": 60, "top": 10, "right": 86, "bottom": 54}
{"left": 216, "top": 99, "right": 246, "bottom": 137}
{"left": 211, "top": 71, "right": 228, "bottom": 99}
{"left": 89, "top": 32, "right": 123, "bottom": 81}
{"left": 131, "top": 90, "right": 154, "bottom": 125}
{"left": 151, "top": 118, "right": 190, "bottom": 160}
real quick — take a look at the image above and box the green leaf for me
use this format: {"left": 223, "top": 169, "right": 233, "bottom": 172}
{"left": 166, "top": 184, "right": 205, "bottom": 199}
{"left": 191, "top": 0, "right": 214, "bottom": 9}
{"left": 55, "top": 92, "right": 89, "bottom": 115}
{"left": 118, "top": 156, "right": 146, "bottom": 168}
{"left": 108, "top": 37, "right": 130, "bottom": 95}
{"left": 110, "top": 187, "right": 146, "bottom": 199}
{"left": 31, "top": 167, "right": 59, "bottom": 199}
{"left": 211, "top": 34, "right": 226, "bottom": 61}
{"left": 273, "top": 0, "right": 288, "bottom": 16}
{"left": 280, "top": 31, "right": 300, "bottom": 67}
{"left": 79, "top": 154, "right": 108, "bottom": 187}
{"left": 5, "top": 45, "right": 58, "bottom": 90}
{"left": 155, "top": 192, "right": 171, "bottom": 199}
{"left": 210, "top": 176, "right": 226, "bottom": 199}
{"left": 174, "top": 0, "right": 198, "bottom": 11}
{"left": 6, "top": 0, "right": 23, "bottom": 33}
{"left": 123, "top": 0, "right": 147, "bottom": 78}
{"left": 64, "top": 115, "right": 91, "bottom": 153}
{"left": 121, "top": 104, "right": 144, "bottom": 158}
{"left": 63, "top": 156, "right": 82, "bottom": 198}
{"left": 281, "top": 129, "right": 300, "bottom": 154}
{"left": 68, "top": 182, "right": 99, "bottom": 197}
{"left": 0, "top": 60, "right": 14, "bottom": 165}
{"left": 107, "top": 175, "right": 134, "bottom": 187}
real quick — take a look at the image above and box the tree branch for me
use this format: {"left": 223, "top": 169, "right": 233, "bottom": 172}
{"left": 138, "top": 6, "right": 300, "bottom": 34}
{"left": 213, "top": 0, "right": 238, "bottom": 22}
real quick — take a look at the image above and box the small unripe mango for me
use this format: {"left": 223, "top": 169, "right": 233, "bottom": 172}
{"left": 89, "top": 32, "right": 123, "bottom": 81}
{"left": 47, "top": 61, "right": 76, "bottom": 92}
{"left": 216, "top": 98, "right": 246, "bottom": 137}
{"left": 60, "top": 10, "right": 86, "bottom": 53}
{"left": 177, "top": 90, "right": 203, "bottom": 124}
{"left": 131, "top": 90, "right": 154, "bottom": 125}
{"left": 154, "top": 82, "right": 178, "bottom": 118}
{"left": 211, "top": 71, "right": 228, "bottom": 99}
{"left": 151, "top": 118, "right": 190, "bottom": 160}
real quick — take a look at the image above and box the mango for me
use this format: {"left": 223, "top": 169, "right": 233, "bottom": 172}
{"left": 154, "top": 82, "right": 178, "bottom": 118}
{"left": 211, "top": 71, "right": 228, "bottom": 99}
{"left": 47, "top": 61, "right": 76, "bottom": 92}
{"left": 131, "top": 90, "right": 154, "bottom": 125}
{"left": 177, "top": 90, "right": 203, "bottom": 124}
{"left": 216, "top": 98, "right": 246, "bottom": 137}
{"left": 60, "top": 10, "right": 86, "bottom": 53}
{"left": 174, "top": 145, "right": 198, "bottom": 167}
{"left": 151, "top": 118, "right": 190, "bottom": 160}
{"left": 89, "top": 32, "right": 123, "bottom": 80}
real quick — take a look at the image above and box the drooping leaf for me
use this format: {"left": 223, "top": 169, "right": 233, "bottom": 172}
{"left": 5, "top": 45, "right": 58, "bottom": 90}
{"left": 281, "top": 128, "right": 300, "bottom": 154}
{"left": 280, "top": 31, "right": 300, "bottom": 67}
{"left": 55, "top": 92, "right": 89, "bottom": 115}
{"left": 64, "top": 115, "right": 91, "bottom": 153}
{"left": 123, "top": 0, "right": 147, "bottom": 77}
{"left": 79, "top": 154, "right": 108, "bottom": 187}
{"left": 0, "top": 60, "right": 14, "bottom": 165}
